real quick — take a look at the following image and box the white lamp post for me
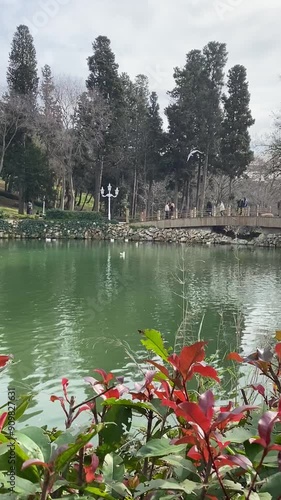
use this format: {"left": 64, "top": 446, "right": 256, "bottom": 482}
{"left": 42, "top": 196, "right": 46, "bottom": 216}
{"left": 100, "top": 183, "right": 119, "bottom": 221}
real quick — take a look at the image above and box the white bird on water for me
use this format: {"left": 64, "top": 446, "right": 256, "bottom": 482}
{"left": 120, "top": 252, "right": 126, "bottom": 259}
{"left": 110, "top": 239, "right": 114, "bottom": 243}
{"left": 45, "top": 238, "right": 51, "bottom": 242}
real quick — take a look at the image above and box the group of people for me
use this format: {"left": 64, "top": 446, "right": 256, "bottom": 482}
{"left": 237, "top": 197, "right": 248, "bottom": 215}
{"left": 206, "top": 201, "right": 225, "bottom": 216}
{"left": 165, "top": 202, "right": 175, "bottom": 219}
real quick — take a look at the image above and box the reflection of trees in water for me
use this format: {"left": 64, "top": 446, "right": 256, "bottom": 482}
{"left": 1, "top": 242, "right": 281, "bottom": 426}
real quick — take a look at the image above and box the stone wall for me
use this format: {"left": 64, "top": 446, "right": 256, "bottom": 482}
{"left": 1, "top": 219, "right": 281, "bottom": 247}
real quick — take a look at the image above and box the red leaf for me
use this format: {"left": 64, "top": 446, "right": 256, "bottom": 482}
{"left": 0, "top": 355, "right": 13, "bottom": 369}
{"left": 198, "top": 390, "right": 215, "bottom": 420}
{"left": 192, "top": 363, "right": 220, "bottom": 383}
{"left": 0, "top": 412, "right": 8, "bottom": 432}
{"left": 103, "top": 389, "right": 120, "bottom": 400}
{"left": 94, "top": 369, "right": 114, "bottom": 385}
{"left": 178, "top": 402, "right": 211, "bottom": 433}
{"left": 226, "top": 454, "right": 252, "bottom": 470}
{"left": 21, "top": 459, "right": 49, "bottom": 470}
{"left": 187, "top": 445, "right": 202, "bottom": 461}
{"left": 227, "top": 352, "right": 244, "bottom": 362}
{"left": 258, "top": 411, "right": 279, "bottom": 446}
{"left": 146, "top": 360, "right": 169, "bottom": 378}
{"left": 176, "top": 342, "right": 207, "bottom": 377}
{"left": 251, "top": 384, "right": 265, "bottom": 397}
{"left": 276, "top": 344, "right": 281, "bottom": 360}
{"left": 62, "top": 378, "right": 69, "bottom": 387}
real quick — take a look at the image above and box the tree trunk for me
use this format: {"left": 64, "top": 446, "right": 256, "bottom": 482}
{"left": 93, "top": 157, "right": 104, "bottom": 212}
{"left": 132, "top": 168, "right": 137, "bottom": 218}
{"left": 69, "top": 174, "right": 75, "bottom": 211}
{"left": 174, "top": 179, "right": 179, "bottom": 212}
{"left": 146, "top": 179, "right": 153, "bottom": 218}
{"left": 195, "top": 161, "right": 201, "bottom": 210}
{"left": 60, "top": 168, "right": 66, "bottom": 210}
{"left": 186, "top": 178, "right": 191, "bottom": 212}
{"left": 228, "top": 177, "right": 233, "bottom": 201}
{"left": 77, "top": 191, "right": 82, "bottom": 207}
{"left": 0, "top": 155, "right": 4, "bottom": 176}
{"left": 200, "top": 146, "right": 209, "bottom": 214}
{"left": 18, "top": 184, "right": 25, "bottom": 214}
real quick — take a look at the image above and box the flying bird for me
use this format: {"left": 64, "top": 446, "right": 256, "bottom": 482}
{"left": 187, "top": 149, "right": 204, "bottom": 162}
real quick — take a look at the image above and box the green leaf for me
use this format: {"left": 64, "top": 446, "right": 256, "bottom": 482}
{"left": 135, "top": 479, "right": 199, "bottom": 495}
{"left": 223, "top": 428, "right": 253, "bottom": 443}
{"left": 0, "top": 472, "right": 37, "bottom": 496}
{"left": 102, "top": 399, "right": 160, "bottom": 417}
{"left": 103, "top": 453, "right": 131, "bottom": 498}
{"left": 162, "top": 455, "right": 198, "bottom": 477}
{"left": 54, "top": 424, "right": 104, "bottom": 473}
{"left": 0, "top": 433, "right": 40, "bottom": 483}
{"left": 20, "top": 427, "right": 51, "bottom": 462}
{"left": 136, "top": 438, "right": 186, "bottom": 458}
{"left": 14, "top": 396, "right": 32, "bottom": 421}
{"left": 17, "top": 410, "right": 43, "bottom": 424}
{"left": 14, "top": 431, "right": 45, "bottom": 461}
{"left": 85, "top": 486, "right": 115, "bottom": 500}
{"left": 260, "top": 471, "right": 281, "bottom": 496}
{"left": 100, "top": 405, "right": 132, "bottom": 450}
{"left": 140, "top": 329, "right": 169, "bottom": 361}
{"left": 103, "top": 453, "right": 125, "bottom": 483}
{"left": 53, "top": 430, "right": 77, "bottom": 448}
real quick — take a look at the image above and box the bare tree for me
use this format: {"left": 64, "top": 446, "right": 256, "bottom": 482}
{"left": 52, "top": 75, "right": 84, "bottom": 210}
{"left": 74, "top": 89, "right": 111, "bottom": 211}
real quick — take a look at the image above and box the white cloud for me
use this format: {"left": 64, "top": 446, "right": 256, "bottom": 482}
{"left": 0, "top": 0, "right": 280, "bottom": 141}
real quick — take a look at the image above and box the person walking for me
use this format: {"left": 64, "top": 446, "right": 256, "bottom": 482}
{"left": 165, "top": 203, "right": 170, "bottom": 220}
{"left": 170, "top": 202, "right": 175, "bottom": 219}
{"left": 206, "top": 201, "right": 212, "bottom": 216}
{"left": 219, "top": 201, "right": 225, "bottom": 216}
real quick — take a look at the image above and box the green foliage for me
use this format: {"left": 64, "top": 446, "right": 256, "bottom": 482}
{"left": 1, "top": 292, "right": 280, "bottom": 500}
{"left": 7, "top": 25, "right": 38, "bottom": 97}
{"left": 221, "top": 64, "right": 255, "bottom": 179}
{"left": 46, "top": 209, "right": 107, "bottom": 223}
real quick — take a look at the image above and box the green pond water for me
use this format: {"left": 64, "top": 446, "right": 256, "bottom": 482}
{"left": 0, "top": 240, "right": 281, "bottom": 428}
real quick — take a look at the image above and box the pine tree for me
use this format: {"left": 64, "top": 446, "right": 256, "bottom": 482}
{"left": 146, "top": 91, "right": 164, "bottom": 216}
{"left": 221, "top": 65, "right": 255, "bottom": 195}
{"left": 86, "top": 35, "right": 124, "bottom": 211}
{"left": 7, "top": 25, "right": 38, "bottom": 99}
{"left": 4, "top": 25, "right": 43, "bottom": 213}
{"left": 86, "top": 35, "right": 121, "bottom": 103}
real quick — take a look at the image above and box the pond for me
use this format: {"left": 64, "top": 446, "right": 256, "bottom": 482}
{"left": 0, "top": 240, "right": 281, "bottom": 427}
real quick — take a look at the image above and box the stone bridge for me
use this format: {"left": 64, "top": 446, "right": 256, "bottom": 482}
{"left": 134, "top": 215, "right": 281, "bottom": 231}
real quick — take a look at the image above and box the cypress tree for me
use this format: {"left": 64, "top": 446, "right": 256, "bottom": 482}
{"left": 221, "top": 65, "right": 255, "bottom": 196}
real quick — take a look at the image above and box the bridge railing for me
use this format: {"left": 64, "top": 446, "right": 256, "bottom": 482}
{"left": 127, "top": 205, "right": 280, "bottom": 223}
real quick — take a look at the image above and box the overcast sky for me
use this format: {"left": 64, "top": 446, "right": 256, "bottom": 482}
{"left": 0, "top": 0, "right": 280, "bottom": 145}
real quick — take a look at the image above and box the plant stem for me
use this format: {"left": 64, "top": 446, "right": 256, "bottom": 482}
{"left": 246, "top": 448, "right": 267, "bottom": 499}
{"left": 78, "top": 447, "right": 84, "bottom": 496}
{"left": 72, "top": 386, "right": 116, "bottom": 412}
{"left": 40, "top": 470, "right": 50, "bottom": 500}
{"left": 205, "top": 437, "right": 230, "bottom": 500}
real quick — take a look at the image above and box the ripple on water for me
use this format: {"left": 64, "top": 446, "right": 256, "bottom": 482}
{"left": 1, "top": 242, "right": 281, "bottom": 427}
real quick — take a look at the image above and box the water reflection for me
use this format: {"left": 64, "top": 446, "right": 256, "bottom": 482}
{"left": 0, "top": 241, "right": 280, "bottom": 426}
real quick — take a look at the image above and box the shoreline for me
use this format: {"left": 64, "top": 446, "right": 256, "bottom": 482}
{"left": 1, "top": 219, "right": 281, "bottom": 247}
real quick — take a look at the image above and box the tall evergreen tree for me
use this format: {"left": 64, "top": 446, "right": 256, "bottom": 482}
{"left": 86, "top": 35, "right": 124, "bottom": 211}
{"left": 7, "top": 25, "right": 38, "bottom": 99}
{"left": 221, "top": 65, "right": 255, "bottom": 196}
{"left": 146, "top": 91, "right": 164, "bottom": 216}
{"left": 199, "top": 41, "right": 228, "bottom": 211}
{"left": 5, "top": 25, "right": 40, "bottom": 213}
